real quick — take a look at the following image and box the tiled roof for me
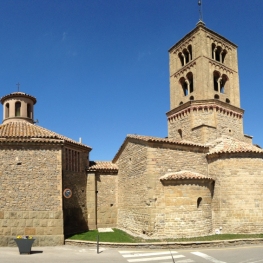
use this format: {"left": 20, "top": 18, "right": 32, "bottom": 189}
{"left": 160, "top": 171, "right": 214, "bottom": 181}
{"left": 112, "top": 134, "right": 208, "bottom": 162}
{"left": 88, "top": 161, "right": 118, "bottom": 172}
{"left": 0, "top": 121, "right": 91, "bottom": 149}
{"left": 1, "top": 92, "right": 37, "bottom": 104}
{"left": 207, "top": 136, "right": 263, "bottom": 155}
{"left": 127, "top": 134, "right": 207, "bottom": 147}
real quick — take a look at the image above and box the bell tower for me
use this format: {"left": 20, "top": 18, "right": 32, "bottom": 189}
{"left": 166, "top": 21, "right": 247, "bottom": 144}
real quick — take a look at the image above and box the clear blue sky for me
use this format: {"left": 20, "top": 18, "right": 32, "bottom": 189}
{"left": 0, "top": 0, "right": 262, "bottom": 160}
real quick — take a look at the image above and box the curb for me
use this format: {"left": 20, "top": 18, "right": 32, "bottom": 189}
{"left": 65, "top": 238, "right": 263, "bottom": 249}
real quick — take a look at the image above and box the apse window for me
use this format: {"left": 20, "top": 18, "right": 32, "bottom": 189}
{"left": 197, "top": 197, "right": 202, "bottom": 208}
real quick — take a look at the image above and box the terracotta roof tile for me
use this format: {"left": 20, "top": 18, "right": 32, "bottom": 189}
{"left": 0, "top": 121, "right": 91, "bottom": 148}
{"left": 88, "top": 161, "right": 118, "bottom": 172}
{"left": 207, "top": 136, "right": 263, "bottom": 155}
{"left": 160, "top": 171, "right": 214, "bottom": 181}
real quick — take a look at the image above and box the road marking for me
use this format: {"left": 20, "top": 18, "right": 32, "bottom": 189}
{"left": 191, "top": 252, "right": 226, "bottom": 263}
{"left": 127, "top": 255, "right": 185, "bottom": 262}
{"left": 174, "top": 260, "right": 195, "bottom": 263}
{"left": 121, "top": 251, "right": 178, "bottom": 257}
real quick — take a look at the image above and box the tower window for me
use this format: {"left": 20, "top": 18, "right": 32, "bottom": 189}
{"left": 5, "top": 103, "right": 9, "bottom": 118}
{"left": 220, "top": 74, "right": 228, "bottom": 94}
{"left": 178, "top": 45, "right": 192, "bottom": 67}
{"left": 178, "top": 129, "right": 183, "bottom": 139}
{"left": 213, "top": 71, "right": 220, "bottom": 92}
{"left": 178, "top": 53, "right": 184, "bottom": 66}
{"left": 212, "top": 43, "right": 227, "bottom": 64}
{"left": 15, "top": 102, "right": 21, "bottom": 117}
{"left": 27, "top": 104, "right": 32, "bottom": 118}
{"left": 190, "top": 96, "right": 194, "bottom": 101}
{"left": 226, "top": 98, "right": 230, "bottom": 103}
{"left": 180, "top": 72, "right": 194, "bottom": 97}
{"left": 214, "top": 94, "right": 220, "bottom": 99}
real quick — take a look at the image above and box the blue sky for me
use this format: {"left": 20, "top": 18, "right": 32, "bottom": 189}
{"left": 0, "top": 0, "right": 262, "bottom": 160}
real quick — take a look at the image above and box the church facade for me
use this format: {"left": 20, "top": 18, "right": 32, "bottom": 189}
{"left": 0, "top": 21, "right": 263, "bottom": 246}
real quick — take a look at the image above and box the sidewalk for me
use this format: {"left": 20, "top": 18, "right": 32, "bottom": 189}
{"left": 0, "top": 245, "right": 125, "bottom": 263}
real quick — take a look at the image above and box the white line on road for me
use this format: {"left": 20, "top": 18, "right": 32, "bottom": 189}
{"left": 191, "top": 252, "right": 227, "bottom": 263}
{"left": 174, "top": 260, "right": 195, "bottom": 263}
{"left": 122, "top": 251, "right": 178, "bottom": 257}
{"left": 119, "top": 251, "right": 155, "bottom": 253}
{"left": 127, "top": 255, "right": 185, "bottom": 262}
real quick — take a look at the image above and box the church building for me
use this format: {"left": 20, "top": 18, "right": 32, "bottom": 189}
{"left": 88, "top": 21, "right": 263, "bottom": 238}
{"left": 0, "top": 21, "right": 263, "bottom": 246}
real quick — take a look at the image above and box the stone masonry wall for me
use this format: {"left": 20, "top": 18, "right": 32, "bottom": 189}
{"left": 116, "top": 141, "right": 151, "bottom": 235}
{"left": 159, "top": 180, "right": 213, "bottom": 238}
{"left": 96, "top": 173, "right": 117, "bottom": 228}
{"left": 0, "top": 144, "right": 63, "bottom": 246}
{"left": 116, "top": 140, "right": 210, "bottom": 238}
{"left": 62, "top": 146, "right": 89, "bottom": 235}
{"left": 208, "top": 154, "right": 263, "bottom": 234}
{"left": 168, "top": 106, "right": 244, "bottom": 144}
{"left": 146, "top": 144, "right": 209, "bottom": 238}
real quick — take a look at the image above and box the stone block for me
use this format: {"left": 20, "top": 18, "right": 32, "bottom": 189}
{"left": 0, "top": 236, "right": 8, "bottom": 247}
{"left": 35, "top": 227, "right": 44, "bottom": 235}
{"left": 0, "top": 211, "right": 4, "bottom": 219}
{"left": 23, "top": 211, "right": 29, "bottom": 219}
{"left": 11, "top": 227, "right": 24, "bottom": 236}
{"left": 4, "top": 212, "right": 9, "bottom": 219}
{"left": 26, "top": 219, "right": 33, "bottom": 227}
{"left": 25, "top": 227, "right": 36, "bottom": 235}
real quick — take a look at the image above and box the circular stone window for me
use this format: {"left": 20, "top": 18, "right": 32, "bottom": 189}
{"left": 63, "top": 188, "right": 72, "bottom": 198}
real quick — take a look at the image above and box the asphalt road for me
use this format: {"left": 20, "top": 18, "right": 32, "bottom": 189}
{"left": 0, "top": 244, "right": 262, "bottom": 263}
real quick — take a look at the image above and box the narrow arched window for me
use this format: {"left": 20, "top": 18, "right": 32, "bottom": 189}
{"left": 178, "top": 129, "right": 182, "bottom": 139}
{"left": 211, "top": 43, "right": 216, "bottom": 59}
{"left": 15, "top": 102, "right": 21, "bottom": 117}
{"left": 5, "top": 103, "right": 9, "bottom": 118}
{"left": 215, "top": 46, "right": 222, "bottom": 62}
{"left": 188, "top": 45, "right": 192, "bottom": 61}
{"left": 213, "top": 71, "right": 220, "bottom": 92}
{"left": 186, "top": 72, "right": 194, "bottom": 93}
{"left": 183, "top": 49, "right": 189, "bottom": 64}
{"left": 27, "top": 104, "right": 31, "bottom": 118}
{"left": 197, "top": 197, "right": 202, "bottom": 208}
{"left": 178, "top": 53, "right": 184, "bottom": 66}
{"left": 220, "top": 74, "right": 228, "bottom": 94}
{"left": 180, "top": 77, "right": 188, "bottom": 96}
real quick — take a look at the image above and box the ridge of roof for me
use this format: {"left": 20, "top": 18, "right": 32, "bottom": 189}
{"left": 126, "top": 134, "right": 207, "bottom": 147}
{"left": 207, "top": 136, "right": 263, "bottom": 156}
{"left": 0, "top": 121, "right": 91, "bottom": 149}
{"left": 87, "top": 161, "right": 118, "bottom": 172}
{"left": 160, "top": 170, "right": 214, "bottom": 181}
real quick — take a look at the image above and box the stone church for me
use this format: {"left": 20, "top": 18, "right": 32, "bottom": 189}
{"left": 1, "top": 21, "right": 263, "bottom": 246}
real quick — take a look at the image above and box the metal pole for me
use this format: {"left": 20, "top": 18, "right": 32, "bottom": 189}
{"left": 97, "top": 233, "right": 99, "bottom": 254}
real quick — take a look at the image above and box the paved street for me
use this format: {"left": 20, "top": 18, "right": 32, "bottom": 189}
{"left": 0, "top": 244, "right": 262, "bottom": 263}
